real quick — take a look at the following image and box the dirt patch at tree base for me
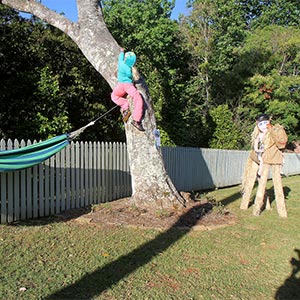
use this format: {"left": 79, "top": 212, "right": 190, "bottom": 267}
{"left": 71, "top": 197, "right": 237, "bottom": 231}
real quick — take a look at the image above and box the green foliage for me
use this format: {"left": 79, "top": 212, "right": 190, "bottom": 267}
{"left": 179, "top": 75, "right": 213, "bottom": 147}
{"left": 237, "top": 26, "right": 300, "bottom": 142}
{"left": 179, "top": 0, "right": 249, "bottom": 146}
{"left": 33, "top": 67, "right": 71, "bottom": 138}
{"left": 209, "top": 104, "right": 242, "bottom": 149}
{"left": 246, "top": 0, "right": 300, "bottom": 29}
{"left": 241, "top": 26, "right": 300, "bottom": 76}
{"left": 181, "top": 1, "right": 300, "bottom": 148}
{"left": 2, "top": 1, "right": 300, "bottom": 149}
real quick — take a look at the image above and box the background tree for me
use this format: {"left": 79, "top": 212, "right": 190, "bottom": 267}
{"left": 179, "top": 0, "right": 215, "bottom": 147}
{"left": 178, "top": 0, "right": 247, "bottom": 148}
{"left": 241, "top": 0, "right": 300, "bottom": 29}
{"left": 237, "top": 25, "right": 300, "bottom": 143}
{"left": 179, "top": 0, "right": 300, "bottom": 148}
{"left": 209, "top": 104, "right": 242, "bottom": 149}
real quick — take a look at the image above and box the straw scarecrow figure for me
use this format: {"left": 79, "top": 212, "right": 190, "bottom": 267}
{"left": 240, "top": 114, "right": 287, "bottom": 218}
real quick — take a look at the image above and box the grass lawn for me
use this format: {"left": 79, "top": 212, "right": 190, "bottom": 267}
{"left": 1, "top": 175, "right": 300, "bottom": 300}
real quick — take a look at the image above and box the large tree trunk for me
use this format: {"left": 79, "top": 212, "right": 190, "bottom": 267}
{"left": 1, "top": 0, "right": 185, "bottom": 208}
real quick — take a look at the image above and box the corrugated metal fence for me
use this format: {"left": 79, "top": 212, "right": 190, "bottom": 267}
{"left": 1, "top": 139, "right": 300, "bottom": 224}
{"left": 162, "top": 147, "right": 300, "bottom": 190}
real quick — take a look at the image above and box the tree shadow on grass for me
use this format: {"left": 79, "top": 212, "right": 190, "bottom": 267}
{"left": 44, "top": 193, "right": 236, "bottom": 300}
{"left": 219, "top": 189, "right": 245, "bottom": 207}
{"left": 192, "top": 184, "right": 245, "bottom": 208}
{"left": 275, "top": 249, "right": 300, "bottom": 300}
{"left": 44, "top": 209, "right": 194, "bottom": 299}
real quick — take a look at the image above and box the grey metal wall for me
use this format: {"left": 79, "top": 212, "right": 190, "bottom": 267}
{"left": 162, "top": 147, "right": 300, "bottom": 191}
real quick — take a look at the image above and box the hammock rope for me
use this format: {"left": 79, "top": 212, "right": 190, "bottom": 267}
{"left": 0, "top": 105, "right": 118, "bottom": 172}
{"left": 68, "top": 104, "right": 118, "bottom": 140}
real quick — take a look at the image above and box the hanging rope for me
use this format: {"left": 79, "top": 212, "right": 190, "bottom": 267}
{"left": 68, "top": 104, "right": 119, "bottom": 140}
{"left": 92, "top": 104, "right": 119, "bottom": 124}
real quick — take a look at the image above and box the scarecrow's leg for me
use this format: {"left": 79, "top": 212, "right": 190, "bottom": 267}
{"left": 253, "top": 164, "right": 270, "bottom": 216}
{"left": 240, "top": 159, "right": 259, "bottom": 210}
{"left": 272, "top": 164, "right": 287, "bottom": 218}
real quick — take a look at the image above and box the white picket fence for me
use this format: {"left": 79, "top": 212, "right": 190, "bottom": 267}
{"left": 0, "top": 140, "right": 131, "bottom": 224}
{"left": 1, "top": 139, "right": 300, "bottom": 224}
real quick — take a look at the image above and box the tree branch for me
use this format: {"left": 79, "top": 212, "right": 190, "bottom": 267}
{"left": 1, "top": 0, "right": 79, "bottom": 40}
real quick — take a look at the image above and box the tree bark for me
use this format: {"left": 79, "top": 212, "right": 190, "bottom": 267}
{"left": 1, "top": 0, "right": 185, "bottom": 208}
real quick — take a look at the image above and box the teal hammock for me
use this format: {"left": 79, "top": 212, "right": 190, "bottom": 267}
{"left": 0, "top": 105, "right": 118, "bottom": 173}
{"left": 0, "top": 134, "right": 70, "bottom": 172}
